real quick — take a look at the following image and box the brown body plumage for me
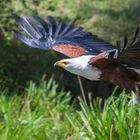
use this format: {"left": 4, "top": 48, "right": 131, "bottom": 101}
{"left": 89, "top": 52, "right": 140, "bottom": 92}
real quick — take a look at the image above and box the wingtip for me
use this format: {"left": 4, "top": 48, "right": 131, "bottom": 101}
{"left": 47, "top": 16, "right": 56, "bottom": 20}
{"left": 11, "top": 13, "right": 17, "bottom": 17}
{"left": 47, "top": 16, "right": 57, "bottom": 25}
{"left": 12, "top": 13, "right": 19, "bottom": 20}
{"left": 12, "top": 13, "right": 29, "bottom": 22}
{"left": 21, "top": 13, "right": 30, "bottom": 20}
{"left": 12, "top": 29, "right": 17, "bottom": 34}
{"left": 12, "top": 29, "right": 22, "bottom": 38}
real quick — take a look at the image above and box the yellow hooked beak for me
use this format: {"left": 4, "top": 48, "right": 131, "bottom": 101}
{"left": 54, "top": 60, "right": 67, "bottom": 68}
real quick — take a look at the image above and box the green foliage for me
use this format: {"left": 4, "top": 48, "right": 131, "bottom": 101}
{"left": 0, "top": 78, "right": 140, "bottom": 139}
{"left": 0, "top": 78, "right": 74, "bottom": 139}
{"left": 78, "top": 94, "right": 140, "bottom": 140}
{"left": 0, "top": 1, "right": 140, "bottom": 139}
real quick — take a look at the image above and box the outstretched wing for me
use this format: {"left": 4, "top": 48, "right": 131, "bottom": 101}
{"left": 89, "top": 27, "right": 140, "bottom": 69}
{"left": 117, "top": 27, "right": 140, "bottom": 69}
{"left": 13, "top": 14, "right": 116, "bottom": 58}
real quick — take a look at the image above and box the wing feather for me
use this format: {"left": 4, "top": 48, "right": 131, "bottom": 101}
{"left": 117, "top": 27, "right": 140, "bottom": 69}
{"left": 13, "top": 14, "right": 116, "bottom": 57}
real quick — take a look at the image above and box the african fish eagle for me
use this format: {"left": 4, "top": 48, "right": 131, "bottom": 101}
{"left": 13, "top": 14, "right": 140, "bottom": 98}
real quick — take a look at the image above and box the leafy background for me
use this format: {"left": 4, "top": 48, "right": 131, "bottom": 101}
{"left": 0, "top": 0, "right": 140, "bottom": 139}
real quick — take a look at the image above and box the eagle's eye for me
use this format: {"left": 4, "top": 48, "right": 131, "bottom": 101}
{"left": 63, "top": 61, "right": 69, "bottom": 65}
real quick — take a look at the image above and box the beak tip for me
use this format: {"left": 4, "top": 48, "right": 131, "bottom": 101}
{"left": 54, "top": 61, "right": 66, "bottom": 68}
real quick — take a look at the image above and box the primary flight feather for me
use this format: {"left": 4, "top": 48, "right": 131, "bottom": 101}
{"left": 13, "top": 14, "right": 140, "bottom": 97}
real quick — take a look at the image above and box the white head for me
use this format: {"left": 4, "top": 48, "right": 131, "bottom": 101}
{"left": 54, "top": 55, "right": 101, "bottom": 80}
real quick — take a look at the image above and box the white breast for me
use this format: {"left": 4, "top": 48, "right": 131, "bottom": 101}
{"left": 64, "top": 55, "right": 102, "bottom": 80}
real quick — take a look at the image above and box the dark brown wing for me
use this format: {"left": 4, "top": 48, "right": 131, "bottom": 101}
{"left": 88, "top": 52, "right": 116, "bottom": 69}
{"left": 93, "top": 27, "right": 140, "bottom": 69}
{"left": 116, "top": 27, "right": 140, "bottom": 69}
{"left": 100, "top": 63, "right": 140, "bottom": 91}
{"left": 89, "top": 52, "right": 140, "bottom": 91}
{"left": 13, "top": 14, "right": 116, "bottom": 58}
{"left": 98, "top": 27, "right": 140, "bottom": 89}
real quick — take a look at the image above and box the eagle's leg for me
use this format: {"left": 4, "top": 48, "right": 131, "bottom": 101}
{"left": 77, "top": 76, "right": 87, "bottom": 104}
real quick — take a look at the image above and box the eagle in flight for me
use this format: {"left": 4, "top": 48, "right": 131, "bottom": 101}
{"left": 13, "top": 14, "right": 140, "bottom": 98}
